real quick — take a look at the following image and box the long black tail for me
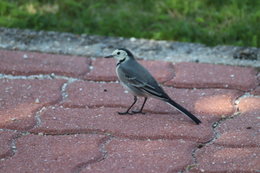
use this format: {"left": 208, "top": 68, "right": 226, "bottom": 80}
{"left": 165, "top": 98, "right": 201, "bottom": 124}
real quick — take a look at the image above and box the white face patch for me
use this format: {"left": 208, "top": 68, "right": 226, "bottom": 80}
{"left": 112, "top": 49, "right": 128, "bottom": 61}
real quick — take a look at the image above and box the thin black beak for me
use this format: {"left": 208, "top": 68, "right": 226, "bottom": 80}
{"left": 104, "top": 55, "right": 113, "bottom": 58}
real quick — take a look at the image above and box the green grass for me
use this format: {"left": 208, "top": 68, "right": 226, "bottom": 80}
{"left": 0, "top": 0, "right": 259, "bottom": 47}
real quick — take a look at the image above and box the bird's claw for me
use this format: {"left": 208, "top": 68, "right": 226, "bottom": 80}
{"left": 118, "top": 111, "right": 133, "bottom": 115}
{"left": 131, "top": 110, "right": 146, "bottom": 114}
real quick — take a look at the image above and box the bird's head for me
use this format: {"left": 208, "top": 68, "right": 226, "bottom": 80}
{"left": 104, "top": 48, "right": 134, "bottom": 63}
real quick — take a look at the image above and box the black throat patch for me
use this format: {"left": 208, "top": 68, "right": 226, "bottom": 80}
{"left": 116, "top": 58, "right": 126, "bottom": 66}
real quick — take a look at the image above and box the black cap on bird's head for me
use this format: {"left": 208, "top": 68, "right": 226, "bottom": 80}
{"left": 104, "top": 48, "right": 135, "bottom": 60}
{"left": 117, "top": 48, "right": 134, "bottom": 58}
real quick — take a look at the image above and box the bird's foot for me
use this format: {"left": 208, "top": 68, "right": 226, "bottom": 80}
{"left": 118, "top": 111, "right": 133, "bottom": 115}
{"left": 131, "top": 110, "right": 146, "bottom": 114}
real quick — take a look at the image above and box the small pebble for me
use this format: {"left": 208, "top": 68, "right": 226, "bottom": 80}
{"left": 23, "top": 54, "right": 28, "bottom": 59}
{"left": 35, "top": 98, "right": 40, "bottom": 103}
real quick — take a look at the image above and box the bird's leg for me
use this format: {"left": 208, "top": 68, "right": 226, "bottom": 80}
{"left": 118, "top": 96, "right": 137, "bottom": 115}
{"left": 132, "top": 97, "right": 147, "bottom": 114}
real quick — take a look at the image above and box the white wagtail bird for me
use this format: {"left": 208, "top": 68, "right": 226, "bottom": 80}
{"left": 105, "top": 48, "right": 201, "bottom": 124}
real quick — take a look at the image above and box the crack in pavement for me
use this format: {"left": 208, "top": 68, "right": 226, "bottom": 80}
{"left": 71, "top": 135, "right": 112, "bottom": 173}
{"left": 60, "top": 103, "right": 177, "bottom": 115}
{"left": 0, "top": 132, "right": 29, "bottom": 161}
{"left": 0, "top": 73, "right": 256, "bottom": 91}
{"left": 0, "top": 73, "right": 81, "bottom": 81}
{"left": 29, "top": 128, "right": 208, "bottom": 142}
{"left": 0, "top": 71, "right": 258, "bottom": 172}
{"left": 60, "top": 79, "right": 78, "bottom": 100}
{"left": 2, "top": 116, "right": 211, "bottom": 144}
{"left": 33, "top": 106, "right": 47, "bottom": 128}
{"left": 184, "top": 91, "right": 248, "bottom": 172}
{"left": 160, "top": 62, "right": 176, "bottom": 84}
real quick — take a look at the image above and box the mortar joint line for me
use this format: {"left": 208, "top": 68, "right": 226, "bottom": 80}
{"left": 72, "top": 135, "right": 113, "bottom": 173}
{"left": 185, "top": 90, "right": 252, "bottom": 171}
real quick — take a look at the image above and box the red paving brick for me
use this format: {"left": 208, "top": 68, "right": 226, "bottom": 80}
{"left": 192, "top": 145, "right": 259, "bottom": 172}
{"left": 64, "top": 81, "right": 130, "bottom": 108}
{"left": 252, "top": 86, "right": 260, "bottom": 95}
{"left": 191, "top": 105, "right": 260, "bottom": 172}
{"left": 0, "top": 49, "right": 259, "bottom": 172}
{"left": 0, "top": 134, "right": 105, "bottom": 173}
{"left": 86, "top": 58, "right": 118, "bottom": 81}
{"left": 0, "top": 49, "right": 90, "bottom": 77}
{"left": 86, "top": 58, "right": 175, "bottom": 83}
{"left": 0, "top": 131, "right": 16, "bottom": 159}
{"left": 217, "top": 111, "right": 260, "bottom": 147}
{"left": 214, "top": 130, "right": 259, "bottom": 148}
{"left": 238, "top": 97, "right": 260, "bottom": 113}
{"left": 82, "top": 139, "right": 196, "bottom": 173}
{"left": 64, "top": 81, "right": 243, "bottom": 122}
{"left": 31, "top": 106, "right": 213, "bottom": 142}
{"left": 0, "top": 79, "right": 65, "bottom": 130}
{"left": 165, "top": 62, "right": 258, "bottom": 91}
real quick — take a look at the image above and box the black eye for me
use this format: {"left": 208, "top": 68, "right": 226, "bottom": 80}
{"left": 117, "top": 52, "right": 120, "bottom": 55}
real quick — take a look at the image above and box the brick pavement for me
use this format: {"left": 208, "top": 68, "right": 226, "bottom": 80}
{"left": 0, "top": 49, "right": 259, "bottom": 173}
